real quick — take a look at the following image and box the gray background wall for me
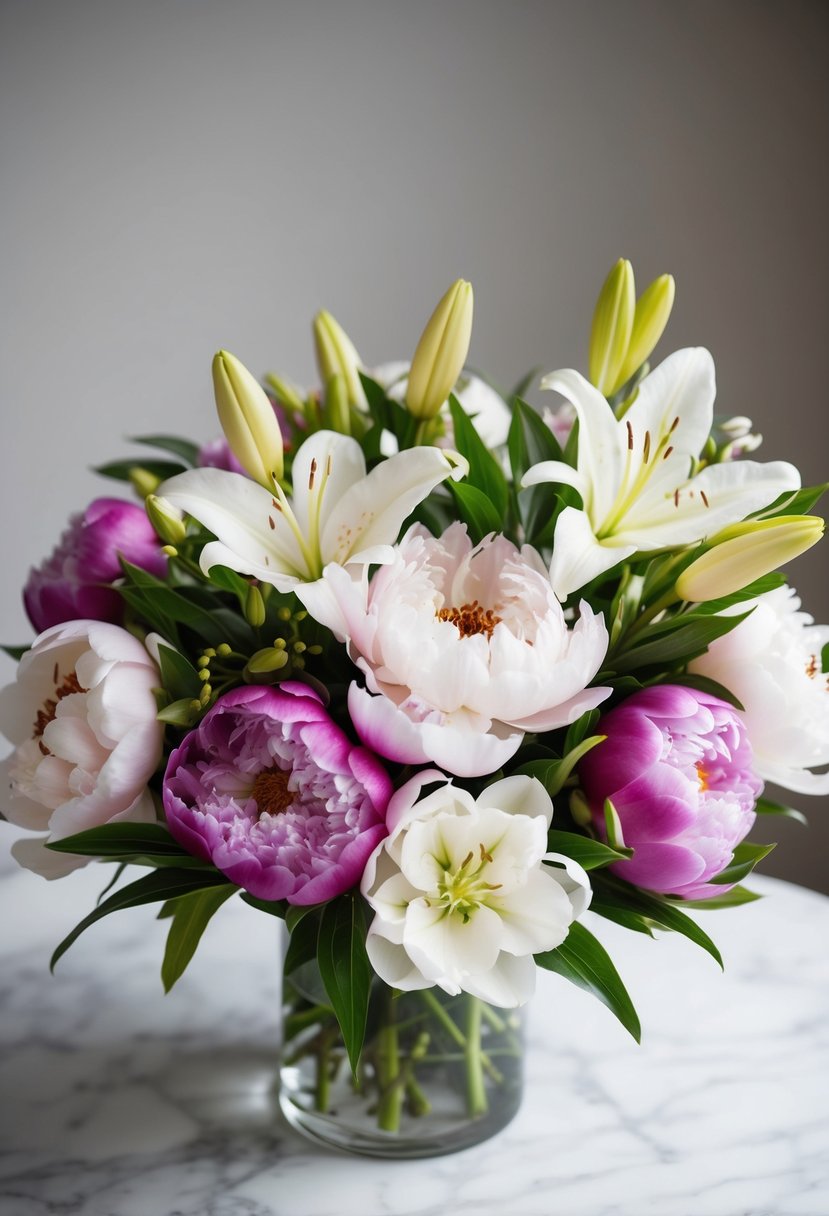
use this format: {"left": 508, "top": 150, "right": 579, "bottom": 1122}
{"left": 1, "top": 0, "right": 827, "bottom": 890}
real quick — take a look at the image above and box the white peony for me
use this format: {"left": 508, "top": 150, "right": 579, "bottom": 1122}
{"left": 0, "top": 620, "right": 163, "bottom": 877}
{"left": 297, "top": 523, "right": 611, "bottom": 778}
{"left": 361, "top": 773, "right": 591, "bottom": 1007}
{"left": 690, "top": 584, "right": 829, "bottom": 795}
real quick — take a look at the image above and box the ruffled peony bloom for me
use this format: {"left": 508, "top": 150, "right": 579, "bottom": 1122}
{"left": 298, "top": 523, "right": 611, "bottom": 778}
{"left": 690, "top": 585, "right": 829, "bottom": 794}
{"left": 361, "top": 773, "right": 591, "bottom": 1007}
{"left": 579, "top": 685, "right": 763, "bottom": 900}
{"left": 0, "top": 621, "right": 163, "bottom": 878}
{"left": 163, "top": 683, "right": 392, "bottom": 905}
{"left": 24, "top": 498, "right": 167, "bottom": 633}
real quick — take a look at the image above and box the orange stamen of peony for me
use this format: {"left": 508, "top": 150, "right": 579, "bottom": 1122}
{"left": 437, "top": 600, "right": 502, "bottom": 640}
{"left": 252, "top": 767, "right": 294, "bottom": 816}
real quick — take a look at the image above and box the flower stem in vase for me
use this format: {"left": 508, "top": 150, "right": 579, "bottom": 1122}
{"left": 464, "top": 996, "right": 488, "bottom": 1118}
{"left": 375, "top": 985, "right": 403, "bottom": 1133}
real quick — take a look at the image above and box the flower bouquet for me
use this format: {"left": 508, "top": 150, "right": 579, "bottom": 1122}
{"left": 2, "top": 263, "right": 827, "bottom": 1159}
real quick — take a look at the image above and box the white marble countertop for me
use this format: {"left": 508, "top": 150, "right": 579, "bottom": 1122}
{"left": 1, "top": 853, "right": 827, "bottom": 1216}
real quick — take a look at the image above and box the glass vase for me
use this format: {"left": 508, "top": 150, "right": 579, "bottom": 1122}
{"left": 278, "top": 957, "right": 525, "bottom": 1159}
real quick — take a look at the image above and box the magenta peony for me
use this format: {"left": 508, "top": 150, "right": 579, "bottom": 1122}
{"left": 578, "top": 684, "right": 762, "bottom": 900}
{"left": 24, "top": 498, "right": 167, "bottom": 633}
{"left": 163, "top": 682, "right": 392, "bottom": 904}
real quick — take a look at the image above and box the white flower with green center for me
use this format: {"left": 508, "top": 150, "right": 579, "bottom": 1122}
{"left": 522, "top": 348, "right": 800, "bottom": 600}
{"left": 361, "top": 773, "right": 591, "bottom": 1007}
{"left": 160, "top": 429, "right": 465, "bottom": 592}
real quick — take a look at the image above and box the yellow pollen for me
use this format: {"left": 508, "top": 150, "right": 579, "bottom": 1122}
{"left": 251, "top": 767, "right": 293, "bottom": 816}
{"left": 438, "top": 599, "right": 502, "bottom": 640}
{"left": 33, "top": 670, "right": 85, "bottom": 755}
{"left": 696, "top": 762, "right": 710, "bottom": 792}
{"left": 806, "top": 654, "right": 818, "bottom": 679}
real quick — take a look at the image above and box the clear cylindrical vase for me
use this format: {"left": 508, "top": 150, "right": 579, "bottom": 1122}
{"left": 278, "top": 957, "right": 525, "bottom": 1158}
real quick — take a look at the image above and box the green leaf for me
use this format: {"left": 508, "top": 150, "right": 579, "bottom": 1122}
{"left": 284, "top": 909, "right": 322, "bottom": 976}
{"left": 448, "top": 394, "right": 508, "bottom": 519}
{"left": 205, "top": 564, "right": 250, "bottom": 607}
{"left": 1, "top": 643, "right": 29, "bottom": 661}
{"left": 130, "top": 434, "right": 200, "bottom": 466}
{"left": 156, "top": 643, "right": 202, "bottom": 701}
{"left": 448, "top": 480, "right": 504, "bottom": 541}
{"left": 589, "top": 899, "right": 655, "bottom": 936}
{"left": 595, "top": 882, "right": 724, "bottom": 967}
{"left": 547, "top": 830, "right": 633, "bottom": 870}
{"left": 678, "top": 885, "right": 762, "bottom": 910}
{"left": 710, "top": 841, "right": 775, "bottom": 885}
{"left": 96, "top": 862, "right": 127, "bottom": 905}
{"left": 657, "top": 672, "right": 744, "bottom": 711}
{"left": 94, "top": 458, "right": 186, "bottom": 482}
{"left": 507, "top": 397, "right": 563, "bottom": 482}
{"left": 46, "top": 822, "right": 190, "bottom": 858}
{"left": 240, "top": 892, "right": 288, "bottom": 919}
{"left": 759, "top": 481, "right": 829, "bottom": 519}
{"left": 161, "top": 885, "right": 237, "bottom": 992}
{"left": 50, "top": 868, "right": 232, "bottom": 971}
{"left": 564, "top": 708, "right": 602, "bottom": 752}
{"left": 754, "top": 796, "right": 808, "bottom": 826}
{"left": 610, "top": 612, "right": 749, "bottom": 674}
{"left": 690, "top": 573, "right": 786, "bottom": 616}
{"left": 316, "top": 893, "right": 372, "bottom": 1073}
{"left": 536, "top": 921, "right": 641, "bottom": 1042}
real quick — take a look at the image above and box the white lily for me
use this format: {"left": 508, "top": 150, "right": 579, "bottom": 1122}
{"left": 522, "top": 348, "right": 801, "bottom": 600}
{"left": 160, "top": 430, "right": 466, "bottom": 592}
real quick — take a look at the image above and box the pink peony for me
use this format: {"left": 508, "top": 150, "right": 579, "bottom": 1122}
{"left": 0, "top": 620, "right": 163, "bottom": 878}
{"left": 24, "top": 497, "right": 167, "bottom": 633}
{"left": 578, "top": 684, "right": 763, "bottom": 900}
{"left": 162, "top": 683, "right": 392, "bottom": 905}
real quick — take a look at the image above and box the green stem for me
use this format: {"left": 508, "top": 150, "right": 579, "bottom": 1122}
{"left": 375, "top": 986, "right": 403, "bottom": 1133}
{"left": 418, "top": 989, "right": 504, "bottom": 1083}
{"left": 464, "top": 997, "right": 488, "bottom": 1118}
{"left": 314, "top": 1027, "right": 336, "bottom": 1112}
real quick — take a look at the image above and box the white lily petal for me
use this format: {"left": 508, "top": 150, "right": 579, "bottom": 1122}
{"left": 475, "top": 775, "right": 553, "bottom": 827}
{"left": 199, "top": 540, "right": 301, "bottom": 591}
{"left": 461, "top": 952, "right": 537, "bottom": 1007}
{"left": 549, "top": 505, "right": 637, "bottom": 600}
{"left": 521, "top": 460, "right": 588, "bottom": 498}
{"left": 623, "top": 347, "right": 716, "bottom": 478}
{"left": 488, "top": 867, "right": 574, "bottom": 956}
{"left": 288, "top": 430, "right": 366, "bottom": 537}
{"left": 365, "top": 927, "right": 432, "bottom": 991}
{"left": 161, "top": 467, "right": 309, "bottom": 578}
{"left": 540, "top": 368, "right": 622, "bottom": 522}
{"left": 321, "top": 447, "right": 461, "bottom": 565}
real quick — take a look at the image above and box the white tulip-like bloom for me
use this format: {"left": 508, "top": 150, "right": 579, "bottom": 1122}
{"left": 522, "top": 348, "right": 801, "bottom": 600}
{"left": 361, "top": 773, "right": 591, "bottom": 1007}
{"left": 0, "top": 621, "right": 163, "bottom": 878}
{"left": 297, "top": 523, "right": 611, "bottom": 778}
{"left": 690, "top": 585, "right": 829, "bottom": 795}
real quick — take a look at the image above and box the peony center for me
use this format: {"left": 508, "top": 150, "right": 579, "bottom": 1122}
{"left": 696, "top": 761, "right": 710, "bottom": 792}
{"left": 251, "top": 766, "right": 294, "bottom": 816}
{"left": 33, "top": 669, "right": 85, "bottom": 755}
{"left": 437, "top": 599, "right": 502, "bottom": 640}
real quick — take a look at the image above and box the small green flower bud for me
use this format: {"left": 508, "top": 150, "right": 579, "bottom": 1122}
{"left": 323, "top": 372, "right": 351, "bottom": 435}
{"left": 129, "top": 466, "right": 162, "bottom": 499}
{"left": 245, "top": 646, "right": 290, "bottom": 674}
{"left": 313, "top": 310, "right": 367, "bottom": 409}
{"left": 145, "top": 494, "right": 187, "bottom": 545}
{"left": 245, "top": 584, "right": 267, "bottom": 628}
{"left": 217, "top": 643, "right": 232, "bottom": 657}
{"left": 614, "top": 273, "right": 675, "bottom": 391}
{"left": 263, "top": 371, "right": 306, "bottom": 414}
{"left": 676, "top": 516, "right": 825, "bottom": 602}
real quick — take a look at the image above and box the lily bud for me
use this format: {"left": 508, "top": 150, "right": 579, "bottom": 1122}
{"left": 406, "top": 279, "right": 474, "bottom": 420}
{"left": 244, "top": 583, "right": 267, "bottom": 628}
{"left": 129, "top": 467, "right": 162, "bottom": 499}
{"left": 145, "top": 494, "right": 187, "bottom": 545}
{"left": 589, "top": 259, "right": 635, "bottom": 396}
{"left": 263, "top": 371, "right": 306, "bottom": 415}
{"left": 676, "top": 516, "right": 825, "bottom": 602}
{"left": 323, "top": 372, "right": 351, "bottom": 435}
{"left": 313, "top": 310, "right": 366, "bottom": 409}
{"left": 213, "top": 350, "right": 284, "bottom": 487}
{"left": 614, "top": 273, "right": 675, "bottom": 392}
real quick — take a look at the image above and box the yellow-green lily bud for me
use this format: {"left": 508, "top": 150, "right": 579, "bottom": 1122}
{"left": 313, "top": 310, "right": 366, "bottom": 409}
{"left": 129, "top": 466, "right": 162, "bottom": 499}
{"left": 213, "top": 349, "right": 284, "bottom": 487}
{"left": 323, "top": 373, "right": 351, "bottom": 435}
{"left": 244, "top": 583, "right": 267, "bottom": 628}
{"left": 263, "top": 371, "right": 306, "bottom": 415}
{"left": 406, "top": 279, "right": 474, "bottom": 421}
{"left": 676, "top": 516, "right": 825, "bottom": 603}
{"left": 589, "top": 259, "right": 635, "bottom": 396}
{"left": 245, "top": 646, "right": 290, "bottom": 675}
{"left": 615, "top": 273, "right": 675, "bottom": 392}
{"left": 145, "top": 494, "right": 187, "bottom": 545}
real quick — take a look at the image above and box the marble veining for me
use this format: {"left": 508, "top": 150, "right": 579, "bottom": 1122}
{"left": 0, "top": 839, "right": 828, "bottom": 1216}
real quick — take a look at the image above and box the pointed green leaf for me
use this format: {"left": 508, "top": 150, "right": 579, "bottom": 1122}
{"left": 448, "top": 394, "right": 508, "bottom": 518}
{"left": 50, "top": 868, "right": 232, "bottom": 971}
{"left": 94, "top": 458, "right": 186, "bottom": 482}
{"left": 316, "top": 893, "right": 372, "bottom": 1073}
{"left": 536, "top": 921, "right": 641, "bottom": 1042}
{"left": 448, "top": 479, "right": 504, "bottom": 541}
{"left": 754, "top": 797, "right": 808, "bottom": 826}
{"left": 678, "top": 885, "right": 762, "bottom": 910}
{"left": 46, "top": 822, "right": 190, "bottom": 858}
{"left": 156, "top": 643, "right": 202, "bottom": 701}
{"left": 161, "top": 885, "right": 237, "bottom": 992}
{"left": 130, "top": 434, "right": 201, "bottom": 466}
{"left": 709, "top": 841, "right": 775, "bottom": 885}
{"left": 546, "top": 830, "right": 632, "bottom": 870}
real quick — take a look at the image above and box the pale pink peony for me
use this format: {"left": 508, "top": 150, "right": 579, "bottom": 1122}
{"left": 297, "top": 523, "right": 611, "bottom": 778}
{"left": 0, "top": 621, "right": 163, "bottom": 878}
{"left": 162, "top": 683, "right": 392, "bottom": 905}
